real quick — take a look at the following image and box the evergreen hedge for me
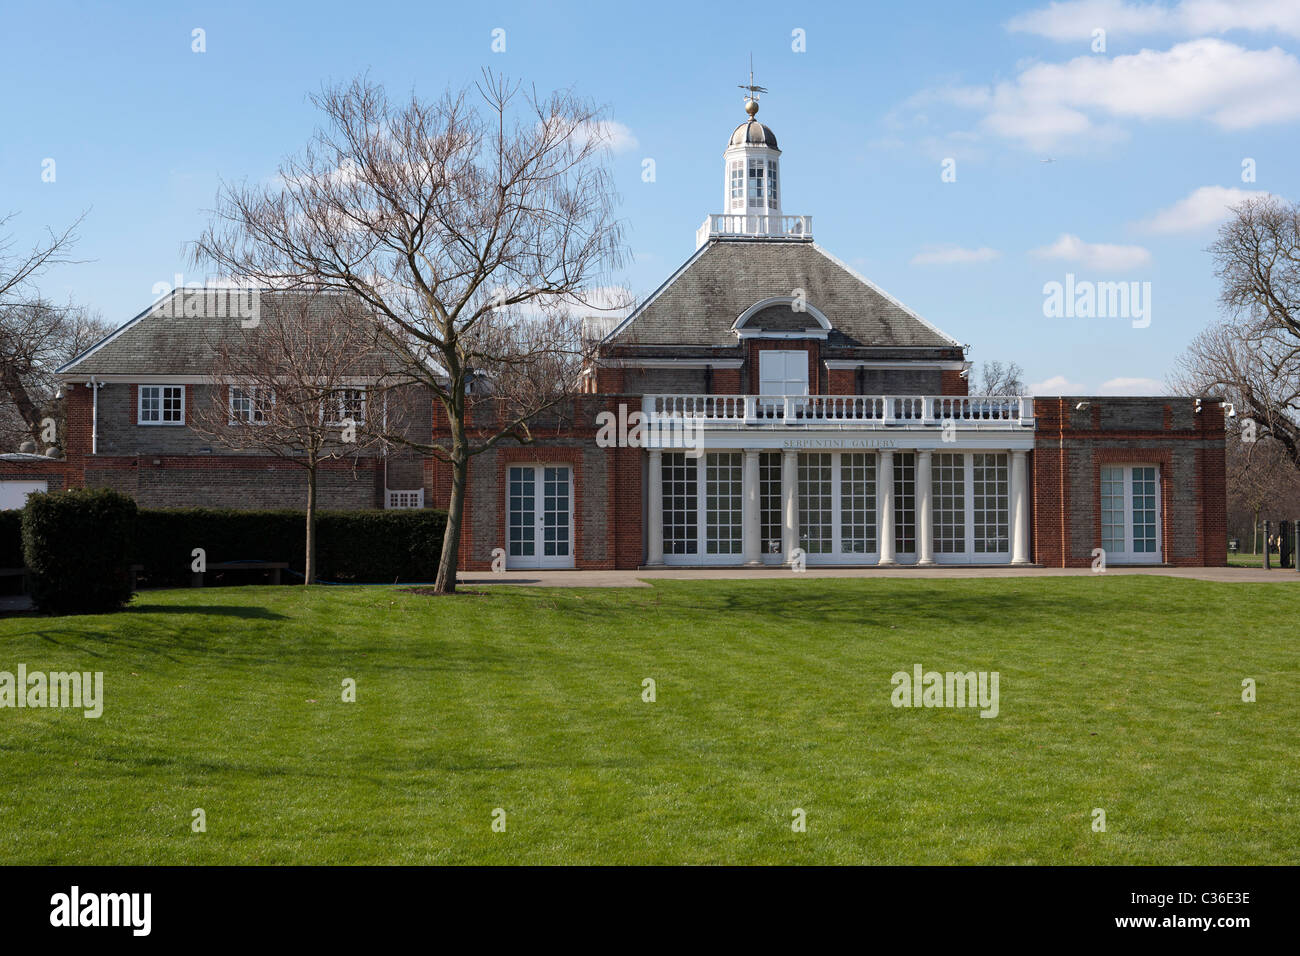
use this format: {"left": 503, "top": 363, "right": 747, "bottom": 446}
{"left": 21, "top": 488, "right": 137, "bottom": 614}
{"left": 0, "top": 504, "right": 446, "bottom": 596}
{"left": 132, "top": 508, "right": 446, "bottom": 586}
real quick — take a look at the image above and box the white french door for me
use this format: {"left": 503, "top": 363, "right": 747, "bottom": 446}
{"left": 931, "top": 452, "right": 1011, "bottom": 565}
{"left": 661, "top": 451, "right": 744, "bottom": 565}
{"left": 1101, "top": 464, "right": 1161, "bottom": 564}
{"left": 798, "top": 452, "right": 881, "bottom": 565}
{"left": 506, "top": 464, "right": 574, "bottom": 569}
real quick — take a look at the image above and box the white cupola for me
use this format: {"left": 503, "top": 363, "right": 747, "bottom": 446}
{"left": 696, "top": 75, "right": 811, "bottom": 248}
{"left": 724, "top": 96, "right": 781, "bottom": 218}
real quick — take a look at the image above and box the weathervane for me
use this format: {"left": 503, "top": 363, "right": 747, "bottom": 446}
{"left": 738, "top": 55, "right": 767, "bottom": 117}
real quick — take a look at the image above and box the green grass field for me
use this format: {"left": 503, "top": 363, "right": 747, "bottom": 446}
{"left": 1, "top": 577, "right": 1296, "bottom": 865}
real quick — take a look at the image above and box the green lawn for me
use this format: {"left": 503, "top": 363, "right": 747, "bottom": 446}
{"left": 1, "top": 577, "right": 1296, "bottom": 865}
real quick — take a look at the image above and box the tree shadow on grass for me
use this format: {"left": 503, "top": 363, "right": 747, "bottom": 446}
{"left": 127, "top": 605, "right": 289, "bottom": 620}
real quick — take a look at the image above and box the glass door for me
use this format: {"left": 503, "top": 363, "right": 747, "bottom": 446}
{"left": 1101, "top": 465, "right": 1161, "bottom": 564}
{"left": 507, "top": 465, "right": 574, "bottom": 569}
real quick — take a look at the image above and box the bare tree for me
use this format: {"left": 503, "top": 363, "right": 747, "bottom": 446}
{"left": 1224, "top": 433, "right": 1300, "bottom": 553}
{"left": 188, "top": 292, "right": 407, "bottom": 584}
{"left": 978, "top": 360, "right": 1025, "bottom": 396}
{"left": 194, "top": 73, "right": 624, "bottom": 593}
{"left": 0, "top": 212, "right": 108, "bottom": 450}
{"left": 1175, "top": 196, "right": 1300, "bottom": 467}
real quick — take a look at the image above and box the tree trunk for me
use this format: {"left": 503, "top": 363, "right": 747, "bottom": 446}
{"left": 434, "top": 449, "right": 468, "bottom": 594}
{"left": 305, "top": 465, "right": 318, "bottom": 585}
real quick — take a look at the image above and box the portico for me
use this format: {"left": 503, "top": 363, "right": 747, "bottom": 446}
{"left": 642, "top": 394, "right": 1036, "bottom": 568}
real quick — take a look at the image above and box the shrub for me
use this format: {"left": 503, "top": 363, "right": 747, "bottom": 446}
{"left": 0, "top": 510, "right": 22, "bottom": 569}
{"left": 132, "top": 508, "right": 446, "bottom": 586}
{"left": 22, "top": 488, "right": 137, "bottom": 614}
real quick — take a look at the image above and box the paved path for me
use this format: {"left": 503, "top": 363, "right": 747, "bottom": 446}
{"left": 459, "top": 565, "right": 1297, "bottom": 588}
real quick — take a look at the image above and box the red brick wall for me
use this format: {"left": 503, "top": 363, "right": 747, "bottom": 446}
{"left": 711, "top": 368, "right": 741, "bottom": 394}
{"left": 1030, "top": 397, "right": 1227, "bottom": 567}
{"left": 940, "top": 369, "right": 968, "bottom": 395}
{"left": 828, "top": 368, "right": 855, "bottom": 394}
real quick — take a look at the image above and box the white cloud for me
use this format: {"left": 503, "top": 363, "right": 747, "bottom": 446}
{"left": 1028, "top": 374, "right": 1089, "bottom": 394}
{"left": 1098, "top": 376, "right": 1166, "bottom": 394}
{"left": 1134, "top": 185, "right": 1274, "bottom": 233}
{"left": 909, "top": 245, "right": 1002, "bottom": 265}
{"left": 1028, "top": 374, "right": 1168, "bottom": 395}
{"left": 1031, "top": 233, "right": 1152, "bottom": 270}
{"left": 578, "top": 120, "right": 638, "bottom": 154}
{"left": 923, "top": 38, "right": 1300, "bottom": 149}
{"left": 1007, "top": 0, "right": 1300, "bottom": 41}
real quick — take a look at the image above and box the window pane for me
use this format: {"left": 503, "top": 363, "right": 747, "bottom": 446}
{"left": 972, "top": 453, "right": 1009, "bottom": 553}
{"left": 760, "top": 452, "right": 782, "bottom": 555}
{"left": 798, "top": 453, "right": 833, "bottom": 554}
{"left": 663, "top": 453, "right": 698, "bottom": 555}
{"left": 840, "top": 453, "right": 877, "bottom": 553}
{"left": 934, "top": 453, "right": 966, "bottom": 553}
{"left": 894, "top": 452, "right": 916, "bottom": 553}
{"left": 705, "top": 453, "right": 742, "bottom": 555}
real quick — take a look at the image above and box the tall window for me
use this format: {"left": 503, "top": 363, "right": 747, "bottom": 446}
{"left": 663, "top": 452, "right": 698, "bottom": 555}
{"left": 747, "top": 159, "right": 765, "bottom": 205}
{"left": 840, "top": 453, "right": 877, "bottom": 553}
{"left": 894, "top": 452, "right": 916, "bottom": 553}
{"left": 760, "top": 452, "right": 783, "bottom": 555}
{"left": 1132, "top": 466, "right": 1158, "bottom": 553}
{"left": 933, "top": 453, "right": 965, "bottom": 553}
{"left": 705, "top": 453, "right": 743, "bottom": 555}
{"left": 798, "top": 453, "right": 833, "bottom": 554}
{"left": 139, "top": 385, "right": 184, "bottom": 425}
{"left": 1102, "top": 464, "right": 1160, "bottom": 560}
{"left": 767, "top": 160, "right": 779, "bottom": 209}
{"left": 972, "top": 453, "right": 1009, "bottom": 553}
{"left": 729, "top": 161, "right": 745, "bottom": 210}
{"left": 758, "top": 350, "right": 809, "bottom": 397}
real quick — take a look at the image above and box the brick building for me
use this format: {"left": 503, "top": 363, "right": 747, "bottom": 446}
{"left": 14, "top": 96, "right": 1225, "bottom": 572}
{"left": 443, "top": 97, "right": 1226, "bottom": 572}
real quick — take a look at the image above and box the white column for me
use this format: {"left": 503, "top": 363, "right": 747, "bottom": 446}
{"left": 1011, "top": 449, "right": 1030, "bottom": 565}
{"left": 917, "top": 449, "right": 935, "bottom": 566}
{"left": 742, "top": 448, "right": 761, "bottom": 566}
{"left": 781, "top": 449, "right": 798, "bottom": 563}
{"left": 647, "top": 449, "right": 664, "bottom": 567}
{"left": 878, "top": 449, "right": 896, "bottom": 566}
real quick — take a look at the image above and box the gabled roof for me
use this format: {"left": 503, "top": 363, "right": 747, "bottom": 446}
{"left": 604, "top": 240, "right": 962, "bottom": 350}
{"left": 58, "top": 289, "right": 399, "bottom": 378}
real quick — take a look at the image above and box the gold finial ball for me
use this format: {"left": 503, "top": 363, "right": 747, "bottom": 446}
{"left": 744, "top": 97, "right": 759, "bottom": 117}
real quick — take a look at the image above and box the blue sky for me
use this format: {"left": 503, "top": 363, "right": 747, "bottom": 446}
{"left": 3, "top": 0, "right": 1298, "bottom": 394}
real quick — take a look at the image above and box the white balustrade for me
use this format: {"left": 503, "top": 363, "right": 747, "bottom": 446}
{"left": 641, "top": 394, "right": 1033, "bottom": 429}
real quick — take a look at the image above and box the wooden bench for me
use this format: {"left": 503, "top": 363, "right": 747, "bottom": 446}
{"left": 0, "top": 567, "right": 30, "bottom": 594}
{"left": 192, "top": 561, "right": 290, "bottom": 587}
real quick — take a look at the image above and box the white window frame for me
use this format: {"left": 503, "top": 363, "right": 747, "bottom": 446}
{"left": 747, "top": 159, "right": 766, "bottom": 206}
{"left": 1100, "top": 464, "right": 1162, "bottom": 564}
{"left": 138, "top": 384, "right": 185, "bottom": 425}
{"left": 325, "top": 387, "right": 367, "bottom": 426}
{"left": 229, "top": 385, "right": 275, "bottom": 425}
{"left": 758, "top": 350, "right": 809, "bottom": 397}
{"left": 932, "top": 452, "right": 1012, "bottom": 566}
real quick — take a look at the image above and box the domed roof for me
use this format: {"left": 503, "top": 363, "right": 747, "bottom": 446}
{"left": 729, "top": 118, "right": 778, "bottom": 149}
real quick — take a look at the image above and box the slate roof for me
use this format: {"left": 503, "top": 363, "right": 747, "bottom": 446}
{"left": 58, "top": 289, "right": 400, "bottom": 377}
{"left": 605, "top": 240, "right": 962, "bottom": 351}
